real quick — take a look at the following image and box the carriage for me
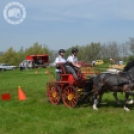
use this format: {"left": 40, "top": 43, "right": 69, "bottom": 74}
{"left": 46, "top": 60, "right": 134, "bottom": 111}
{"left": 46, "top": 63, "right": 100, "bottom": 108}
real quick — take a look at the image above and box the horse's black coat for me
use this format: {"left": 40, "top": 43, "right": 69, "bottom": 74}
{"left": 91, "top": 60, "right": 134, "bottom": 111}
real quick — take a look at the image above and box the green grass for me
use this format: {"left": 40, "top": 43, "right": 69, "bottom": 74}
{"left": 0, "top": 67, "right": 134, "bottom": 134}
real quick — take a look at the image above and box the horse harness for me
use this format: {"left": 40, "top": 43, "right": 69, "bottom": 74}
{"left": 116, "top": 72, "right": 134, "bottom": 86}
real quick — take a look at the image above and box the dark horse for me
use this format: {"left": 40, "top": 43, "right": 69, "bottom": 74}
{"left": 92, "top": 60, "right": 134, "bottom": 111}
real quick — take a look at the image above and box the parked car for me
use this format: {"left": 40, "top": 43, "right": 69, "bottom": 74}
{"left": 95, "top": 60, "right": 104, "bottom": 65}
{"left": 0, "top": 63, "right": 17, "bottom": 71}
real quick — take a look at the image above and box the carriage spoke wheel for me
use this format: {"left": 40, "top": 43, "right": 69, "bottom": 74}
{"left": 48, "top": 84, "right": 61, "bottom": 105}
{"left": 62, "top": 85, "right": 78, "bottom": 108}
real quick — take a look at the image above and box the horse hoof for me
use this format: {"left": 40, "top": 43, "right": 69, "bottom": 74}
{"left": 124, "top": 107, "right": 130, "bottom": 112}
{"left": 127, "top": 100, "right": 134, "bottom": 104}
{"left": 93, "top": 108, "right": 98, "bottom": 111}
{"left": 93, "top": 106, "right": 98, "bottom": 110}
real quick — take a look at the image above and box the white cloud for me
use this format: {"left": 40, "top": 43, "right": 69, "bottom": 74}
{"left": 25, "top": 0, "right": 134, "bottom": 22}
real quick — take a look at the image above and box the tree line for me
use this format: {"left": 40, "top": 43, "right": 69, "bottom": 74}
{"left": 0, "top": 38, "right": 134, "bottom": 65}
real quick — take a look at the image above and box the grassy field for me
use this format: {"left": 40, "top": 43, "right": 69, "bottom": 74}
{"left": 0, "top": 66, "right": 134, "bottom": 134}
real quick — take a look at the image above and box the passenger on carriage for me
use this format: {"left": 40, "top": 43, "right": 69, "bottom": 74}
{"left": 55, "top": 49, "right": 66, "bottom": 80}
{"left": 65, "top": 48, "right": 81, "bottom": 80}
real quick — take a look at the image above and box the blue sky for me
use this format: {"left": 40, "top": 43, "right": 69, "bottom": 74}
{"left": 0, "top": 0, "right": 134, "bottom": 51}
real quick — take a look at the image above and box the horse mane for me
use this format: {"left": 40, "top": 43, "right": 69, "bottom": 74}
{"left": 123, "top": 60, "right": 134, "bottom": 71}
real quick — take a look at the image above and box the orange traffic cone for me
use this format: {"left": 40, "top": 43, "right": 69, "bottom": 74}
{"left": 18, "top": 86, "right": 27, "bottom": 101}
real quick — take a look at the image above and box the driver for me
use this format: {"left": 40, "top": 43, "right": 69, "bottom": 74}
{"left": 65, "top": 48, "right": 81, "bottom": 80}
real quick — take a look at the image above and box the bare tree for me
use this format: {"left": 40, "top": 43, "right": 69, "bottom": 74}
{"left": 119, "top": 43, "right": 129, "bottom": 58}
{"left": 129, "top": 37, "right": 134, "bottom": 55}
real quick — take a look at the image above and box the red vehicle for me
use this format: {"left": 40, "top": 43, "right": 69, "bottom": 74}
{"left": 25, "top": 54, "right": 49, "bottom": 68}
{"left": 46, "top": 64, "right": 100, "bottom": 108}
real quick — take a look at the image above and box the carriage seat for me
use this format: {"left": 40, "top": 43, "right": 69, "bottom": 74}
{"left": 56, "top": 64, "right": 74, "bottom": 83}
{"left": 56, "top": 63, "right": 68, "bottom": 74}
{"left": 57, "top": 63, "right": 81, "bottom": 82}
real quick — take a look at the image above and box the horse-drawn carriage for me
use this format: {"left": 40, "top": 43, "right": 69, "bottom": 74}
{"left": 46, "top": 60, "right": 134, "bottom": 111}
{"left": 46, "top": 63, "right": 100, "bottom": 108}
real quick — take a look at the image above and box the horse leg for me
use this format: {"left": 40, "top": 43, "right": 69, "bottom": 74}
{"left": 113, "top": 92, "right": 122, "bottom": 105}
{"left": 92, "top": 83, "right": 103, "bottom": 110}
{"left": 124, "top": 90, "right": 134, "bottom": 111}
{"left": 98, "top": 93, "right": 104, "bottom": 104}
{"left": 98, "top": 92, "right": 122, "bottom": 105}
{"left": 126, "top": 93, "right": 134, "bottom": 104}
{"left": 127, "top": 98, "right": 134, "bottom": 104}
{"left": 123, "top": 93, "right": 130, "bottom": 112}
{"left": 93, "top": 94, "right": 98, "bottom": 110}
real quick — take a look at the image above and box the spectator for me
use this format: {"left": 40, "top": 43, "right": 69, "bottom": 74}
{"left": 20, "top": 62, "right": 24, "bottom": 71}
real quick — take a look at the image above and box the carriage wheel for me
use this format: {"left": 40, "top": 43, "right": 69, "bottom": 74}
{"left": 48, "top": 84, "right": 61, "bottom": 105}
{"left": 62, "top": 85, "right": 78, "bottom": 108}
{"left": 46, "top": 82, "right": 55, "bottom": 96}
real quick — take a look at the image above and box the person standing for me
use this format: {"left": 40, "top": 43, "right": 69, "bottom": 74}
{"left": 92, "top": 60, "right": 96, "bottom": 67}
{"left": 66, "top": 48, "right": 81, "bottom": 80}
{"left": 55, "top": 49, "right": 66, "bottom": 80}
{"left": 19, "top": 62, "right": 24, "bottom": 71}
